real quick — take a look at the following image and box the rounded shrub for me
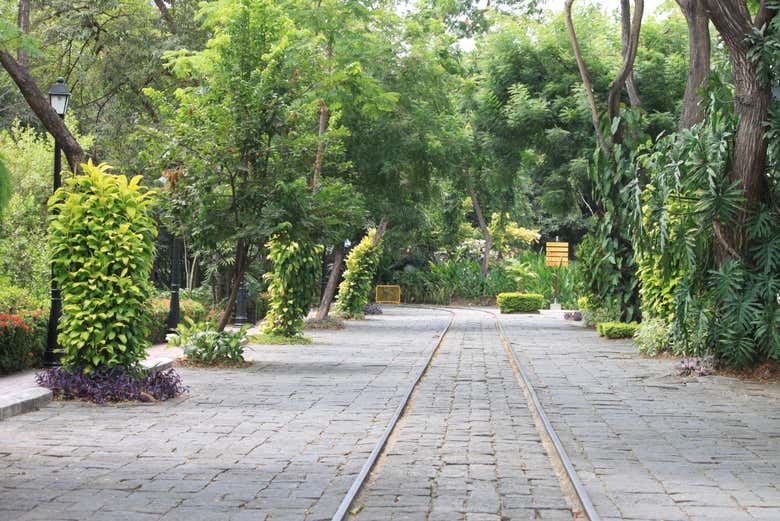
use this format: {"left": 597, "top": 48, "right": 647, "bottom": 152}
{"left": 336, "top": 229, "right": 383, "bottom": 318}
{"left": 496, "top": 292, "right": 544, "bottom": 313}
{"left": 596, "top": 321, "right": 639, "bottom": 339}
{"left": 634, "top": 318, "right": 672, "bottom": 356}
{"left": 0, "top": 311, "right": 46, "bottom": 374}
{"left": 49, "top": 161, "right": 157, "bottom": 373}
{"left": 263, "top": 224, "right": 323, "bottom": 337}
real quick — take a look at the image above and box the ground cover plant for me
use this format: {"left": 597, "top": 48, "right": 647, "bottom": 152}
{"left": 168, "top": 319, "right": 250, "bottom": 365}
{"left": 597, "top": 322, "right": 640, "bottom": 339}
{"left": 36, "top": 366, "right": 185, "bottom": 403}
{"left": 248, "top": 333, "right": 312, "bottom": 345}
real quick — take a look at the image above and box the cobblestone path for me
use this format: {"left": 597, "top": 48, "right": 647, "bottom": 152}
{"left": 0, "top": 308, "right": 451, "bottom": 521}
{"left": 498, "top": 313, "right": 780, "bottom": 521}
{"left": 352, "top": 309, "right": 573, "bottom": 521}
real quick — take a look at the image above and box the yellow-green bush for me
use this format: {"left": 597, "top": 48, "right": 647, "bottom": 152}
{"left": 336, "top": 229, "right": 383, "bottom": 318}
{"left": 49, "top": 161, "right": 156, "bottom": 373}
{"left": 497, "top": 292, "right": 544, "bottom": 313}
{"left": 597, "top": 321, "right": 639, "bottom": 339}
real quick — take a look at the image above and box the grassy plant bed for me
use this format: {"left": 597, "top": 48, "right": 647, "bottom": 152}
{"left": 175, "top": 358, "right": 253, "bottom": 369}
{"left": 596, "top": 321, "right": 639, "bottom": 339}
{"left": 496, "top": 292, "right": 544, "bottom": 313}
{"left": 35, "top": 366, "right": 186, "bottom": 404}
{"left": 248, "top": 333, "right": 312, "bottom": 345}
{"left": 304, "top": 317, "right": 345, "bottom": 330}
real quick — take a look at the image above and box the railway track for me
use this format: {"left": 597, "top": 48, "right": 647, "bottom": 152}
{"left": 331, "top": 306, "right": 601, "bottom": 521}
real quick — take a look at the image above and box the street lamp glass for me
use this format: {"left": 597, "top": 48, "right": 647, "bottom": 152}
{"left": 48, "top": 77, "right": 70, "bottom": 116}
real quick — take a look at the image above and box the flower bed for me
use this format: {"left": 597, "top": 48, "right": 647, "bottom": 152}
{"left": 0, "top": 311, "right": 46, "bottom": 374}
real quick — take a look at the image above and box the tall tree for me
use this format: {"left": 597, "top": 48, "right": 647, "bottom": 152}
{"left": 676, "top": 0, "right": 710, "bottom": 129}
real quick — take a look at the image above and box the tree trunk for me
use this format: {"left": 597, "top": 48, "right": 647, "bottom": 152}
{"left": 0, "top": 51, "right": 84, "bottom": 172}
{"left": 677, "top": 0, "right": 710, "bottom": 129}
{"left": 373, "top": 218, "right": 388, "bottom": 246}
{"left": 310, "top": 99, "right": 330, "bottom": 191}
{"left": 217, "top": 240, "right": 249, "bottom": 332}
{"left": 621, "top": 0, "right": 643, "bottom": 108}
{"left": 153, "top": 0, "right": 177, "bottom": 33}
{"left": 315, "top": 244, "right": 344, "bottom": 320}
{"left": 467, "top": 179, "right": 492, "bottom": 279}
{"left": 703, "top": 0, "right": 775, "bottom": 257}
{"left": 607, "top": 0, "right": 644, "bottom": 123}
{"left": 564, "top": 0, "right": 608, "bottom": 151}
{"left": 17, "top": 0, "right": 30, "bottom": 68}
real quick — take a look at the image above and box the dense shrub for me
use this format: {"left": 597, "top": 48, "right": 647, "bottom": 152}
{"left": 497, "top": 293, "right": 544, "bottom": 313}
{"left": 634, "top": 318, "right": 672, "bottom": 356}
{"left": 264, "top": 225, "right": 323, "bottom": 336}
{"left": 336, "top": 229, "right": 383, "bottom": 318}
{"left": 597, "top": 321, "right": 639, "bottom": 339}
{"left": 168, "top": 319, "right": 249, "bottom": 365}
{"left": 36, "top": 365, "right": 185, "bottom": 403}
{"left": 49, "top": 161, "right": 156, "bottom": 373}
{"left": 0, "top": 311, "right": 46, "bottom": 374}
{"left": 147, "top": 298, "right": 208, "bottom": 343}
{"left": 0, "top": 281, "right": 45, "bottom": 314}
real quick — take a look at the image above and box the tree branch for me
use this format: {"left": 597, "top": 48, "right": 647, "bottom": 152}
{"left": 153, "top": 0, "right": 177, "bottom": 34}
{"left": 608, "top": 0, "right": 644, "bottom": 122}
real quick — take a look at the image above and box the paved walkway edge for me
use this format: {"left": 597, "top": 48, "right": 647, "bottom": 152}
{"left": 0, "top": 387, "right": 52, "bottom": 421}
{"left": 0, "top": 357, "right": 174, "bottom": 422}
{"left": 493, "top": 313, "right": 602, "bottom": 521}
{"left": 333, "top": 308, "right": 455, "bottom": 521}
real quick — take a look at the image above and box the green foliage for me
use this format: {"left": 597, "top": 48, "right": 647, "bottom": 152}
{"left": 147, "top": 298, "right": 208, "bottom": 344}
{"left": 0, "top": 155, "right": 9, "bottom": 214}
{"left": 637, "top": 91, "right": 780, "bottom": 367}
{"left": 264, "top": 225, "right": 323, "bottom": 336}
{"left": 597, "top": 321, "right": 639, "bottom": 339}
{"left": 49, "top": 161, "right": 157, "bottom": 373}
{"left": 497, "top": 292, "right": 544, "bottom": 313}
{"left": 634, "top": 318, "right": 672, "bottom": 357}
{"left": 0, "top": 280, "right": 45, "bottom": 314}
{"left": 168, "top": 318, "right": 249, "bottom": 365}
{"left": 0, "top": 312, "right": 47, "bottom": 374}
{"left": 336, "top": 229, "right": 383, "bottom": 318}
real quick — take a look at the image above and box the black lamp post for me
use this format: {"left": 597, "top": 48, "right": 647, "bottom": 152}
{"left": 44, "top": 78, "right": 70, "bottom": 368}
{"left": 167, "top": 234, "right": 183, "bottom": 333}
{"left": 234, "top": 278, "right": 249, "bottom": 326}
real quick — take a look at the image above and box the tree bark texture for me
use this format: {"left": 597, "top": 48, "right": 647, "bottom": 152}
{"left": 677, "top": 0, "right": 711, "bottom": 129}
{"left": 315, "top": 243, "right": 344, "bottom": 320}
{"left": 703, "top": 0, "right": 774, "bottom": 255}
{"left": 607, "top": 0, "right": 644, "bottom": 122}
{"left": 153, "top": 0, "right": 177, "bottom": 34}
{"left": 467, "top": 180, "right": 492, "bottom": 279}
{"left": 17, "top": 0, "right": 30, "bottom": 67}
{"left": 310, "top": 99, "right": 330, "bottom": 191}
{"left": 621, "top": 0, "right": 643, "bottom": 108}
{"left": 0, "top": 51, "right": 84, "bottom": 172}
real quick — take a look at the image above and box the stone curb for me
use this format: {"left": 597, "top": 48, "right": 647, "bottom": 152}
{"left": 0, "top": 386, "right": 52, "bottom": 421}
{"left": 0, "top": 357, "right": 174, "bottom": 422}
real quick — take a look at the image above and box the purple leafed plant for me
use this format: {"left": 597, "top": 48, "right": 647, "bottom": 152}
{"left": 364, "top": 303, "right": 383, "bottom": 315}
{"left": 678, "top": 356, "right": 718, "bottom": 377}
{"left": 35, "top": 365, "right": 187, "bottom": 404}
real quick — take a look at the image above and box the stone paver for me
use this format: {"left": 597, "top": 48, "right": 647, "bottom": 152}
{"left": 352, "top": 309, "right": 573, "bottom": 521}
{"left": 498, "top": 312, "right": 780, "bottom": 521}
{"left": 0, "top": 307, "right": 450, "bottom": 521}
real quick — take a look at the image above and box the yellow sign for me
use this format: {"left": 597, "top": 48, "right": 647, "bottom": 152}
{"left": 545, "top": 242, "right": 569, "bottom": 267}
{"left": 375, "top": 285, "right": 401, "bottom": 304}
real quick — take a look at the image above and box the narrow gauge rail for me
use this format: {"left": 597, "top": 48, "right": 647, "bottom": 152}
{"left": 331, "top": 307, "right": 601, "bottom": 521}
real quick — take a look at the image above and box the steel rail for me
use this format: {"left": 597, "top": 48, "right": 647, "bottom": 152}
{"left": 331, "top": 308, "right": 455, "bottom": 521}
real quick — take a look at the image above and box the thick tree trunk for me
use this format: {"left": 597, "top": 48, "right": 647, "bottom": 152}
{"left": 621, "top": 0, "right": 643, "bottom": 108}
{"left": 677, "top": 0, "right": 710, "bottom": 129}
{"left": 17, "top": 0, "right": 30, "bottom": 68}
{"left": 315, "top": 244, "right": 344, "bottom": 320}
{"left": 467, "top": 180, "right": 492, "bottom": 279}
{"left": 217, "top": 240, "right": 248, "bottom": 332}
{"left": 703, "top": 1, "right": 774, "bottom": 257}
{"left": 0, "top": 51, "right": 84, "bottom": 172}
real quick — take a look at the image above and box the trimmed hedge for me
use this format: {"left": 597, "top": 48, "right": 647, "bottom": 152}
{"left": 597, "top": 321, "right": 640, "bottom": 339}
{"left": 497, "top": 292, "right": 544, "bottom": 313}
{"left": 0, "top": 311, "right": 46, "bottom": 374}
{"left": 148, "top": 298, "right": 208, "bottom": 344}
